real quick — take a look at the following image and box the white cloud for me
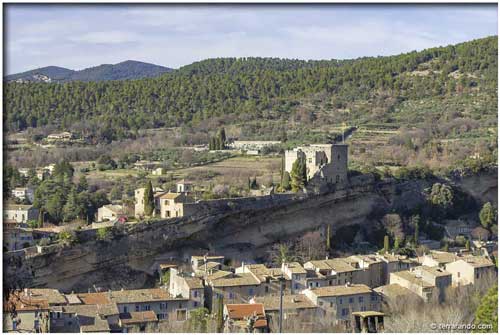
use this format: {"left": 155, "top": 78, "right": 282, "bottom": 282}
{"left": 69, "top": 31, "right": 141, "bottom": 44}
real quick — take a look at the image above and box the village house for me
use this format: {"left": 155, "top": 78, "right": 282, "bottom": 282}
{"left": 191, "top": 255, "right": 225, "bottom": 273}
{"left": 118, "top": 311, "right": 159, "bottom": 332}
{"left": 176, "top": 179, "right": 193, "bottom": 193}
{"left": 389, "top": 266, "right": 452, "bottom": 302}
{"left": 3, "top": 204, "right": 38, "bottom": 224}
{"left": 281, "top": 262, "right": 308, "bottom": 293}
{"left": 284, "top": 143, "right": 348, "bottom": 184}
{"left": 3, "top": 290, "right": 51, "bottom": 333}
{"left": 223, "top": 303, "right": 269, "bottom": 333}
{"left": 444, "top": 256, "right": 495, "bottom": 286}
{"left": 345, "top": 255, "right": 385, "bottom": 288}
{"left": 374, "top": 283, "right": 423, "bottom": 306}
{"left": 375, "top": 253, "right": 419, "bottom": 284}
{"left": 420, "top": 250, "right": 462, "bottom": 268}
{"left": 134, "top": 187, "right": 165, "bottom": 217}
{"left": 251, "top": 294, "right": 320, "bottom": 328}
{"left": 303, "top": 258, "right": 363, "bottom": 288}
{"left": 169, "top": 268, "right": 205, "bottom": 309}
{"left": 107, "top": 288, "right": 192, "bottom": 323}
{"left": 235, "top": 263, "right": 291, "bottom": 295}
{"left": 56, "top": 304, "right": 113, "bottom": 333}
{"left": 3, "top": 222, "right": 34, "bottom": 251}
{"left": 11, "top": 187, "right": 35, "bottom": 203}
{"left": 303, "top": 284, "right": 380, "bottom": 327}
{"left": 97, "top": 204, "right": 126, "bottom": 222}
{"left": 158, "top": 193, "right": 197, "bottom": 219}
{"left": 206, "top": 272, "right": 264, "bottom": 310}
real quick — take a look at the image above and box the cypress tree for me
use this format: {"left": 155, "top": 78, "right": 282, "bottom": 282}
{"left": 216, "top": 296, "right": 224, "bottom": 333}
{"left": 144, "top": 180, "right": 155, "bottom": 216}
{"left": 326, "top": 224, "right": 331, "bottom": 250}
{"left": 281, "top": 172, "right": 291, "bottom": 191}
{"left": 383, "top": 235, "right": 390, "bottom": 253}
{"left": 290, "top": 155, "right": 306, "bottom": 192}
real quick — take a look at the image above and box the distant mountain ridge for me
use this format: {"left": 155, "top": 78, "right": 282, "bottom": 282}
{"left": 5, "top": 60, "right": 172, "bottom": 82}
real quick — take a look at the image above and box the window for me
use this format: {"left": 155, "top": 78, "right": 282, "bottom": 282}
{"left": 294, "top": 284, "right": 299, "bottom": 290}
{"left": 361, "top": 306, "right": 366, "bottom": 311}
{"left": 316, "top": 282, "right": 319, "bottom": 287}
{"left": 309, "top": 283, "right": 313, "bottom": 288}
{"left": 136, "top": 305, "right": 140, "bottom": 312}
{"left": 12, "top": 321, "right": 17, "bottom": 331}
{"left": 229, "top": 292, "right": 234, "bottom": 299}
{"left": 160, "top": 303, "right": 166, "bottom": 310}
{"left": 349, "top": 297, "right": 354, "bottom": 304}
{"left": 339, "top": 298, "right": 343, "bottom": 305}
{"left": 341, "top": 308, "right": 349, "bottom": 316}
{"left": 265, "top": 286, "right": 269, "bottom": 293}
{"left": 336, "top": 175, "right": 340, "bottom": 183}
{"left": 476, "top": 271, "right": 480, "bottom": 279}
{"left": 176, "top": 309, "right": 187, "bottom": 321}
{"left": 330, "top": 302, "right": 333, "bottom": 308}
{"left": 194, "top": 301, "right": 198, "bottom": 307}
{"left": 359, "top": 296, "right": 364, "bottom": 303}
{"left": 248, "top": 288, "right": 254, "bottom": 296}
{"left": 34, "top": 319, "right": 40, "bottom": 331}
{"left": 123, "top": 306, "right": 128, "bottom": 313}
{"left": 139, "top": 324, "right": 146, "bottom": 332}
{"left": 371, "top": 296, "right": 377, "bottom": 302}
{"left": 141, "top": 305, "right": 151, "bottom": 311}
{"left": 329, "top": 280, "right": 333, "bottom": 285}
{"left": 194, "top": 291, "right": 198, "bottom": 298}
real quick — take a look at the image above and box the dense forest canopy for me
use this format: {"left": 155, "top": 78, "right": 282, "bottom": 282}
{"left": 4, "top": 36, "right": 497, "bottom": 143}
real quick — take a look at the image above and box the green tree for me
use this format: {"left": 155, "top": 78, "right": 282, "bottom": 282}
{"left": 144, "top": 180, "right": 155, "bottom": 216}
{"left": 394, "top": 237, "right": 400, "bottom": 250}
{"left": 77, "top": 175, "right": 88, "bottom": 192}
{"left": 479, "top": 202, "right": 495, "bottom": 229}
{"left": 411, "top": 215, "right": 420, "bottom": 245}
{"left": 63, "top": 187, "right": 83, "bottom": 222}
{"left": 326, "top": 224, "right": 331, "bottom": 250}
{"left": 216, "top": 296, "right": 224, "bottom": 333}
{"left": 290, "top": 155, "right": 307, "bottom": 192}
{"left": 281, "top": 171, "right": 291, "bottom": 191}
{"left": 429, "top": 183, "right": 454, "bottom": 208}
{"left": 96, "top": 227, "right": 112, "bottom": 241}
{"left": 465, "top": 239, "right": 471, "bottom": 251}
{"left": 188, "top": 308, "right": 210, "bottom": 333}
{"left": 473, "top": 285, "right": 498, "bottom": 333}
{"left": 383, "top": 235, "right": 390, "bottom": 253}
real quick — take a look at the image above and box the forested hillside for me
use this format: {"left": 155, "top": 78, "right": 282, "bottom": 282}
{"left": 4, "top": 36, "right": 497, "bottom": 144}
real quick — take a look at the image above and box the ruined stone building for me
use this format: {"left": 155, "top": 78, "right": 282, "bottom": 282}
{"left": 285, "top": 143, "right": 348, "bottom": 185}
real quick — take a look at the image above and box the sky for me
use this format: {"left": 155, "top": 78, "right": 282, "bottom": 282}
{"left": 4, "top": 4, "right": 498, "bottom": 75}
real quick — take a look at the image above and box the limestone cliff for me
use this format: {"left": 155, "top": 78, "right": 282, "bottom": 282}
{"left": 4, "top": 171, "right": 496, "bottom": 292}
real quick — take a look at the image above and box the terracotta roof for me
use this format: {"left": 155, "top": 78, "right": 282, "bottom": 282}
{"left": 310, "top": 284, "right": 372, "bottom": 297}
{"left": 226, "top": 303, "right": 265, "bottom": 320}
{"left": 4, "top": 292, "right": 49, "bottom": 312}
{"left": 159, "top": 192, "right": 182, "bottom": 200}
{"left": 120, "top": 311, "right": 158, "bottom": 325}
{"left": 97, "top": 303, "right": 120, "bottom": 316}
{"left": 305, "top": 258, "right": 358, "bottom": 273}
{"left": 253, "top": 294, "right": 316, "bottom": 311}
{"left": 77, "top": 292, "right": 112, "bottom": 305}
{"left": 207, "top": 270, "right": 234, "bottom": 281}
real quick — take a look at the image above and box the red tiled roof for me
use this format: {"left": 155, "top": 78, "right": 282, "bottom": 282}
{"left": 226, "top": 303, "right": 265, "bottom": 320}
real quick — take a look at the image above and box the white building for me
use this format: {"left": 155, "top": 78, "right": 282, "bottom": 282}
{"left": 11, "top": 187, "right": 35, "bottom": 203}
{"left": 3, "top": 204, "right": 38, "bottom": 223}
{"left": 97, "top": 204, "right": 126, "bottom": 222}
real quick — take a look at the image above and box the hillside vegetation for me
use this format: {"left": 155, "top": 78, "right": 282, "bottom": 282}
{"left": 4, "top": 37, "right": 498, "bottom": 172}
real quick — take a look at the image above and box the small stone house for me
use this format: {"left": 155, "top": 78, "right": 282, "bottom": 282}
{"left": 444, "top": 256, "right": 495, "bottom": 286}
{"left": 169, "top": 268, "right": 205, "bottom": 309}
{"left": 11, "top": 187, "right": 35, "bottom": 203}
{"left": 97, "top": 204, "right": 126, "bottom": 222}
{"left": 158, "top": 193, "right": 196, "bottom": 219}
{"left": 389, "top": 266, "right": 451, "bottom": 302}
{"left": 303, "top": 284, "right": 380, "bottom": 326}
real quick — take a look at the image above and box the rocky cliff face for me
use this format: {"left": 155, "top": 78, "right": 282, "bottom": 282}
{"left": 4, "top": 171, "right": 496, "bottom": 293}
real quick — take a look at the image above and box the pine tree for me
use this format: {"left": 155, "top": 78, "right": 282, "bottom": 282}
{"left": 144, "top": 180, "right": 155, "bottom": 216}
{"left": 473, "top": 285, "right": 498, "bottom": 333}
{"left": 77, "top": 175, "right": 88, "bottom": 192}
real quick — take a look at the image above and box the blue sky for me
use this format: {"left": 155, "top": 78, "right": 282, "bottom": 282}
{"left": 5, "top": 4, "right": 498, "bottom": 74}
